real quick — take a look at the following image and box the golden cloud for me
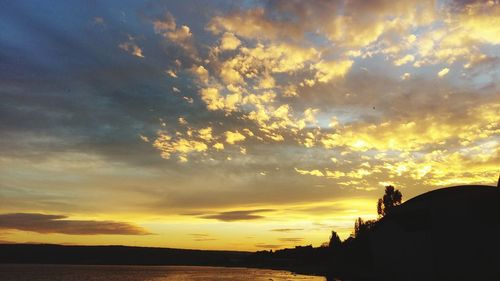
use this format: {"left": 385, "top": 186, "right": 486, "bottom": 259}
{"left": 225, "top": 131, "right": 246, "bottom": 144}
{"left": 220, "top": 32, "right": 241, "bottom": 51}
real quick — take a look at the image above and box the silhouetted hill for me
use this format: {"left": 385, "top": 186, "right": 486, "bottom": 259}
{"left": 246, "top": 185, "right": 500, "bottom": 280}
{"left": 369, "top": 185, "right": 500, "bottom": 280}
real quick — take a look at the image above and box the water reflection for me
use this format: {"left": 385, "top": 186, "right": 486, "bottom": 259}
{"left": 0, "top": 264, "right": 326, "bottom": 281}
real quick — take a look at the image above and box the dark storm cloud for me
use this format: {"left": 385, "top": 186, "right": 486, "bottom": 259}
{"left": 0, "top": 213, "right": 151, "bottom": 235}
{"left": 198, "top": 209, "right": 274, "bottom": 222}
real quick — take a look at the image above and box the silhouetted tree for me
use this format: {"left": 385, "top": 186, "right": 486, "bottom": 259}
{"left": 377, "top": 185, "right": 402, "bottom": 216}
{"left": 354, "top": 217, "right": 363, "bottom": 238}
{"left": 377, "top": 198, "right": 383, "bottom": 216}
{"left": 354, "top": 217, "right": 376, "bottom": 238}
{"left": 328, "top": 230, "right": 342, "bottom": 249}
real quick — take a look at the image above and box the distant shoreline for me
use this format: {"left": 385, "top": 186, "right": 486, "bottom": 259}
{"left": 0, "top": 243, "right": 323, "bottom": 276}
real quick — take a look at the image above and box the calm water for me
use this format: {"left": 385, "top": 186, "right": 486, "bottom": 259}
{"left": 0, "top": 264, "right": 326, "bottom": 281}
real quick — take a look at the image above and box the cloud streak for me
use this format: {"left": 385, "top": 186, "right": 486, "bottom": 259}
{"left": 271, "top": 228, "right": 304, "bottom": 232}
{"left": 278, "top": 237, "right": 303, "bottom": 243}
{"left": 0, "top": 213, "right": 151, "bottom": 235}
{"left": 198, "top": 209, "right": 274, "bottom": 222}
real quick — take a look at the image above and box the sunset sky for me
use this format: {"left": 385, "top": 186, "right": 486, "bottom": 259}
{"left": 0, "top": 0, "right": 499, "bottom": 251}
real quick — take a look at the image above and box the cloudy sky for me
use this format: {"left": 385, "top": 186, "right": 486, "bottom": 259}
{"left": 0, "top": 0, "right": 498, "bottom": 250}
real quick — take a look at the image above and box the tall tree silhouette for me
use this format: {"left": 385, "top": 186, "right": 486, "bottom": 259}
{"left": 354, "top": 217, "right": 376, "bottom": 238}
{"left": 377, "top": 185, "right": 402, "bottom": 216}
{"left": 328, "top": 230, "right": 342, "bottom": 249}
{"left": 354, "top": 217, "right": 364, "bottom": 238}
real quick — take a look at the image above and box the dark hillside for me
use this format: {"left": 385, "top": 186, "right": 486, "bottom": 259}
{"left": 370, "top": 185, "right": 500, "bottom": 280}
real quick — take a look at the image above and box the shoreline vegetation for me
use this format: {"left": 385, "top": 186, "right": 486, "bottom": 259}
{"left": 1, "top": 183, "right": 499, "bottom": 281}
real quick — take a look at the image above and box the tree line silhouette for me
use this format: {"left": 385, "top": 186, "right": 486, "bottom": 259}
{"left": 248, "top": 185, "right": 404, "bottom": 279}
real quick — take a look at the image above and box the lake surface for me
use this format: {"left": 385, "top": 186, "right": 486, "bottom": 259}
{"left": 0, "top": 264, "right": 326, "bottom": 281}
